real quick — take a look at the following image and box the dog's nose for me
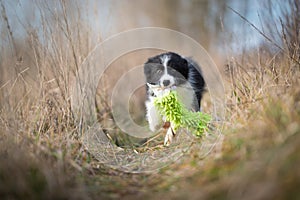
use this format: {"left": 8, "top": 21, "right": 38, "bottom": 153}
{"left": 162, "top": 80, "right": 171, "bottom": 87}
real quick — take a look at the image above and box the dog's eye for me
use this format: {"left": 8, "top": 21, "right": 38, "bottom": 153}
{"left": 156, "top": 69, "right": 162, "bottom": 74}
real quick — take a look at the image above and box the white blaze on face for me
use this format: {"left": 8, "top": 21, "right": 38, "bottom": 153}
{"left": 159, "top": 55, "right": 175, "bottom": 87}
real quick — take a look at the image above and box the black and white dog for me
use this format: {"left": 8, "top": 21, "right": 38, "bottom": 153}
{"left": 144, "top": 52, "right": 205, "bottom": 145}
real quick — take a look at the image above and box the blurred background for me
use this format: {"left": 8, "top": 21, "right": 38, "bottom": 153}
{"left": 0, "top": 0, "right": 290, "bottom": 92}
{"left": 0, "top": 0, "right": 274, "bottom": 67}
{"left": 0, "top": 0, "right": 299, "bottom": 199}
{"left": 0, "top": 0, "right": 289, "bottom": 121}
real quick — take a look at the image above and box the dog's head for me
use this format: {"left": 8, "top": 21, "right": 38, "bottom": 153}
{"left": 144, "top": 52, "right": 189, "bottom": 91}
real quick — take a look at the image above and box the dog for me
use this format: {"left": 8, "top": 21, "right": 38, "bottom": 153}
{"left": 144, "top": 52, "right": 205, "bottom": 145}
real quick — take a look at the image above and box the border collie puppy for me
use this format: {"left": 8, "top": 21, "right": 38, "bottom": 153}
{"left": 144, "top": 52, "right": 205, "bottom": 145}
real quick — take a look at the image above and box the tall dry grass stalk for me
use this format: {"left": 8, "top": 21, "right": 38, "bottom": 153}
{"left": 0, "top": 1, "right": 97, "bottom": 197}
{"left": 225, "top": 0, "right": 300, "bottom": 125}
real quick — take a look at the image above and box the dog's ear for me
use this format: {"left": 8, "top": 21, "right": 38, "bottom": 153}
{"left": 183, "top": 57, "right": 188, "bottom": 66}
{"left": 144, "top": 63, "right": 151, "bottom": 75}
{"left": 144, "top": 55, "right": 159, "bottom": 72}
{"left": 146, "top": 55, "right": 161, "bottom": 64}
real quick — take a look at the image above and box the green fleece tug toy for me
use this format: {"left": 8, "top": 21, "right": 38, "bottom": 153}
{"left": 154, "top": 90, "right": 211, "bottom": 137}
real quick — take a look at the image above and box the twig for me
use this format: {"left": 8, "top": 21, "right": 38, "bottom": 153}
{"left": 0, "top": 0, "right": 17, "bottom": 57}
{"left": 227, "top": 6, "right": 300, "bottom": 65}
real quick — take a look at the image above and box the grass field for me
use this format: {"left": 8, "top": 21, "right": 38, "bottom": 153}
{"left": 0, "top": 0, "right": 299, "bottom": 199}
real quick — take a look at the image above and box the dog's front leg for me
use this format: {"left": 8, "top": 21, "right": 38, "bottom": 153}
{"left": 145, "top": 99, "right": 162, "bottom": 132}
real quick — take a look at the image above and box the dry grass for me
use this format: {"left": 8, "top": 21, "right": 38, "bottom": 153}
{"left": 0, "top": 0, "right": 300, "bottom": 199}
